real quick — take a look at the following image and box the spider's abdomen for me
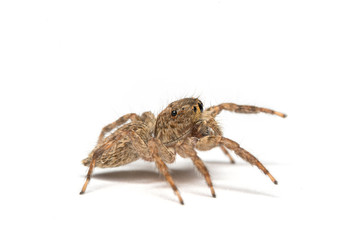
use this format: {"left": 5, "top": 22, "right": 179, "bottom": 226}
{"left": 82, "top": 122, "right": 152, "bottom": 168}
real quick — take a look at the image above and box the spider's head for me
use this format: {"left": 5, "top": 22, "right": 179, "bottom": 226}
{"left": 155, "top": 98, "right": 204, "bottom": 145}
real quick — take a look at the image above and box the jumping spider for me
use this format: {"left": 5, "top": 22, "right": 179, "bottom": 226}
{"left": 80, "top": 98, "right": 286, "bottom": 204}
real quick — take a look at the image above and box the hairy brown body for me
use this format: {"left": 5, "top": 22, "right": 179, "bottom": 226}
{"left": 80, "top": 98, "right": 286, "bottom": 204}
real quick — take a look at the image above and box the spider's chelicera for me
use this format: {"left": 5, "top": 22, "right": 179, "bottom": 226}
{"left": 80, "top": 98, "right": 286, "bottom": 204}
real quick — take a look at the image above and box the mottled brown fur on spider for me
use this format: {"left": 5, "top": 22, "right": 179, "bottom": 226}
{"left": 80, "top": 98, "right": 286, "bottom": 205}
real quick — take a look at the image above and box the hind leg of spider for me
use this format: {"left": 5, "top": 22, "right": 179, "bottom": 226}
{"left": 81, "top": 130, "right": 132, "bottom": 194}
{"left": 176, "top": 140, "right": 216, "bottom": 198}
{"left": 97, "top": 113, "right": 141, "bottom": 144}
{"left": 206, "top": 103, "right": 287, "bottom": 118}
{"left": 80, "top": 147, "right": 107, "bottom": 194}
{"left": 196, "top": 136, "right": 278, "bottom": 185}
{"left": 80, "top": 160, "right": 94, "bottom": 194}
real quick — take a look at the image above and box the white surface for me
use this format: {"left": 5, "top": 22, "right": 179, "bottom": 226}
{"left": 1, "top": 1, "right": 359, "bottom": 239}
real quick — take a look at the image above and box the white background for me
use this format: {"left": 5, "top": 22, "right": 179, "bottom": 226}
{"left": 1, "top": 0, "right": 359, "bottom": 239}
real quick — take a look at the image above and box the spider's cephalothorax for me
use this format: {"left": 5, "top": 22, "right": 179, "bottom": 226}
{"left": 155, "top": 98, "right": 203, "bottom": 146}
{"left": 80, "top": 97, "right": 286, "bottom": 205}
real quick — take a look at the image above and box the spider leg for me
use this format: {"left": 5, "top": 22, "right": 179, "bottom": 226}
{"left": 148, "top": 139, "right": 184, "bottom": 205}
{"left": 196, "top": 136, "right": 278, "bottom": 185}
{"left": 97, "top": 113, "right": 142, "bottom": 144}
{"left": 127, "top": 131, "right": 175, "bottom": 164}
{"left": 80, "top": 141, "right": 114, "bottom": 194}
{"left": 80, "top": 130, "right": 181, "bottom": 204}
{"left": 205, "top": 103, "right": 286, "bottom": 118}
{"left": 220, "top": 145, "right": 236, "bottom": 164}
{"left": 200, "top": 118, "right": 235, "bottom": 164}
{"left": 176, "top": 139, "right": 216, "bottom": 198}
{"left": 125, "top": 133, "right": 182, "bottom": 204}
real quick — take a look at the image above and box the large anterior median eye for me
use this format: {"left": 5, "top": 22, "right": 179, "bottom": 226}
{"left": 198, "top": 102, "right": 203, "bottom": 112}
{"left": 171, "top": 110, "right": 177, "bottom": 116}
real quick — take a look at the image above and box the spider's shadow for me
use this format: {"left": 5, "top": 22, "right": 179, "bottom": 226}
{"left": 92, "top": 161, "right": 235, "bottom": 183}
{"left": 92, "top": 167, "right": 197, "bottom": 184}
{"left": 90, "top": 161, "right": 277, "bottom": 199}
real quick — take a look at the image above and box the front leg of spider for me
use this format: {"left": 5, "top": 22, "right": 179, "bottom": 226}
{"left": 206, "top": 103, "right": 287, "bottom": 118}
{"left": 195, "top": 135, "right": 278, "bottom": 184}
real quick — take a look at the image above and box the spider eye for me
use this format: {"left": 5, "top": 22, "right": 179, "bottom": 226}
{"left": 193, "top": 106, "right": 197, "bottom": 112}
{"left": 171, "top": 110, "right": 177, "bottom": 116}
{"left": 198, "top": 102, "right": 203, "bottom": 112}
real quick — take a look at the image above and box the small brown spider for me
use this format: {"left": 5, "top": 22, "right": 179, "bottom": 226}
{"left": 80, "top": 98, "right": 286, "bottom": 204}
